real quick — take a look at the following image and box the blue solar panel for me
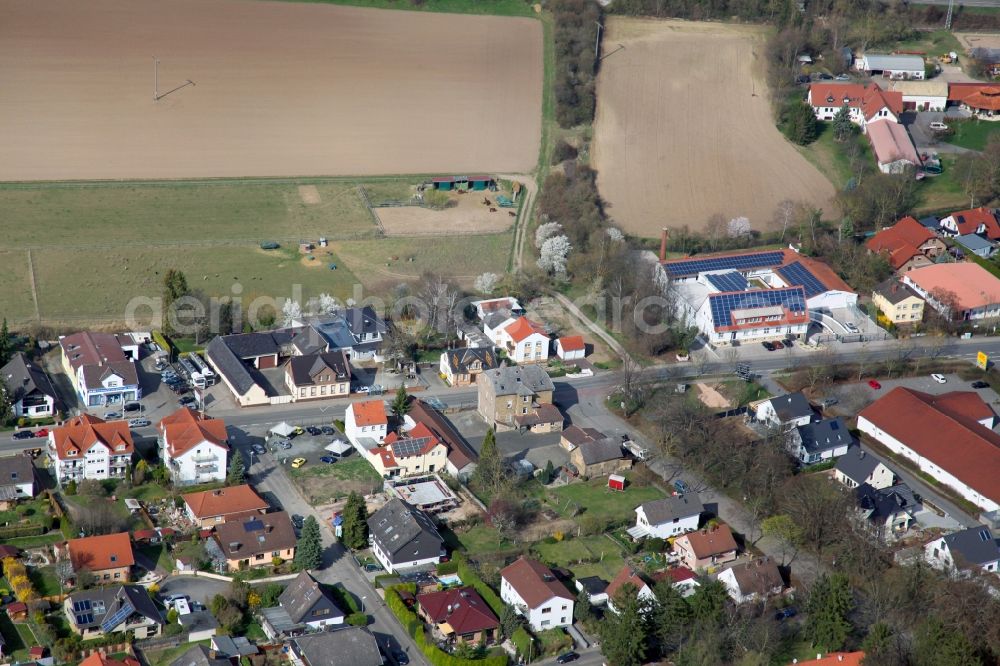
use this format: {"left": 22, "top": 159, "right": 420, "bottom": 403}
{"left": 777, "top": 261, "right": 827, "bottom": 298}
{"left": 709, "top": 287, "right": 807, "bottom": 328}
{"left": 100, "top": 600, "right": 133, "bottom": 633}
{"left": 705, "top": 271, "right": 750, "bottom": 293}
{"left": 75, "top": 612, "right": 94, "bottom": 625}
{"left": 663, "top": 251, "right": 784, "bottom": 278}
{"left": 244, "top": 519, "right": 265, "bottom": 532}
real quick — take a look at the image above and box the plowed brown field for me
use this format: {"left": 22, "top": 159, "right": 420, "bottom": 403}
{"left": 0, "top": 0, "right": 542, "bottom": 180}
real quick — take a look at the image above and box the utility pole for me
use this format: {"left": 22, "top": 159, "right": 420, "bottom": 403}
{"left": 946, "top": 0, "right": 954, "bottom": 30}
{"left": 595, "top": 22, "right": 603, "bottom": 60}
{"left": 153, "top": 56, "right": 159, "bottom": 101}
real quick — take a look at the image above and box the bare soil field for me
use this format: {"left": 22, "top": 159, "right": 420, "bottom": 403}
{"left": 0, "top": 0, "right": 542, "bottom": 180}
{"left": 377, "top": 192, "right": 515, "bottom": 235}
{"left": 592, "top": 18, "right": 836, "bottom": 237}
{"left": 956, "top": 32, "right": 1000, "bottom": 51}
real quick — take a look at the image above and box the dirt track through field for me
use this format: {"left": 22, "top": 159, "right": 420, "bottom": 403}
{"left": 0, "top": 0, "right": 542, "bottom": 180}
{"left": 592, "top": 18, "right": 836, "bottom": 237}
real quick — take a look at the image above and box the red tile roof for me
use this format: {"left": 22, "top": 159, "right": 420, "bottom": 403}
{"left": 859, "top": 387, "right": 1000, "bottom": 504}
{"left": 558, "top": 335, "right": 585, "bottom": 352}
{"left": 408, "top": 399, "right": 478, "bottom": 472}
{"left": 51, "top": 414, "right": 134, "bottom": 460}
{"left": 183, "top": 484, "right": 268, "bottom": 519}
{"left": 68, "top": 532, "right": 134, "bottom": 572}
{"left": 808, "top": 82, "right": 903, "bottom": 120}
{"left": 655, "top": 567, "right": 697, "bottom": 584}
{"left": 905, "top": 262, "right": 1000, "bottom": 311}
{"left": 946, "top": 207, "right": 1000, "bottom": 239}
{"left": 866, "top": 216, "right": 936, "bottom": 270}
{"left": 417, "top": 587, "right": 499, "bottom": 635}
{"left": 500, "top": 557, "right": 574, "bottom": 608}
{"left": 504, "top": 317, "right": 548, "bottom": 343}
{"left": 677, "top": 524, "right": 738, "bottom": 559}
{"left": 158, "top": 407, "right": 228, "bottom": 458}
{"left": 605, "top": 566, "right": 650, "bottom": 601}
{"left": 957, "top": 86, "right": 1000, "bottom": 111}
{"left": 374, "top": 422, "right": 443, "bottom": 468}
{"left": 351, "top": 400, "right": 387, "bottom": 427}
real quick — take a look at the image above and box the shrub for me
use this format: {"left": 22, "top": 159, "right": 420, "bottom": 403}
{"left": 551, "top": 140, "right": 578, "bottom": 165}
{"left": 64, "top": 480, "right": 77, "bottom": 496}
{"left": 346, "top": 612, "right": 368, "bottom": 626}
{"left": 511, "top": 626, "right": 536, "bottom": 662}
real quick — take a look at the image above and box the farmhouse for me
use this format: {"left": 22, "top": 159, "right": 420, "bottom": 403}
{"left": 212, "top": 512, "right": 297, "bottom": 571}
{"left": 872, "top": 279, "right": 925, "bottom": 326}
{"left": 49, "top": 414, "right": 134, "bottom": 484}
{"left": 477, "top": 365, "right": 561, "bottom": 433}
{"left": 807, "top": 82, "right": 903, "bottom": 127}
{"left": 631, "top": 493, "right": 703, "bottom": 539}
{"left": 59, "top": 331, "right": 141, "bottom": 408}
{"left": 858, "top": 387, "right": 1000, "bottom": 512}
{"left": 284, "top": 351, "right": 351, "bottom": 401}
{"left": 673, "top": 524, "right": 738, "bottom": 571}
{"left": 417, "top": 587, "right": 499, "bottom": 645}
{"left": 858, "top": 53, "right": 926, "bottom": 80}
{"left": 438, "top": 347, "right": 499, "bottom": 386}
{"left": 902, "top": 263, "right": 1000, "bottom": 320}
{"left": 67, "top": 532, "right": 134, "bottom": 582}
{"left": 158, "top": 407, "right": 229, "bottom": 485}
{"left": 65, "top": 584, "right": 162, "bottom": 640}
{"left": 367, "top": 498, "right": 445, "bottom": 573}
{"left": 865, "top": 118, "right": 920, "bottom": 174}
{"left": 925, "top": 526, "right": 1000, "bottom": 575}
{"left": 183, "top": 485, "right": 268, "bottom": 527}
{"left": 867, "top": 216, "right": 947, "bottom": 273}
{"left": 939, "top": 207, "right": 1000, "bottom": 239}
{"left": 834, "top": 448, "right": 895, "bottom": 490}
{"left": 500, "top": 557, "right": 574, "bottom": 631}
{"left": 498, "top": 317, "right": 550, "bottom": 364}
{"left": 1, "top": 352, "right": 57, "bottom": 419}
{"left": 345, "top": 400, "right": 388, "bottom": 450}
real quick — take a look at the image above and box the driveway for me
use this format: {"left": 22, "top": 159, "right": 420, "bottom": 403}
{"left": 158, "top": 575, "right": 232, "bottom": 605}
{"left": 906, "top": 111, "right": 976, "bottom": 155}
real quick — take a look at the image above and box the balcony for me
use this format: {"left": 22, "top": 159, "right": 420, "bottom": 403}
{"left": 191, "top": 452, "right": 219, "bottom": 464}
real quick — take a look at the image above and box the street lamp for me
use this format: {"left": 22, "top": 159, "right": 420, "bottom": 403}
{"left": 361, "top": 595, "right": 367, "bottom": 613}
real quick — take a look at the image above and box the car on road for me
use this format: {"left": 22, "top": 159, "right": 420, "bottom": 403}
{"left": 11, "top": 431, "right": 34, "bottom": 441}
{"left": 931, "top": 373, "right": 947, "bottom": 384}
{"left": 279, "top": 441, "right": 293, "bottom": 450}
{"left": 129, "top": 418, "right": 151, "bottom": 428}
{"left": 291, "top": 457, "right": 307, "bottom": 469}
{"left": 354, "top": 385, "right": 371, "bottom": 394}
{"left": 774, "top": 607, "right": 797, "bottom": 621}
{"left": 291, "top": 514, "right": 305, "bottom": 529}
{"left": 673, "top": 479, "right": 690, "bottom": 494}
{"left": 179, "top": 396, "right": 196, "bottom": 406}
{"left": 929, "top": 121, "right": 949, "bottom": 131}
{"left": 761, "top": 341, "right": 775, "bottom": 351}
{"left": 555, "top": 652, "right": 580, "bottom": 664}
{"left": 834, "top": 73, "right": 851, "bottom": 81}
{"left": 772, "top": 340, "right": 784, "bottom": 350}
{"left": 844, "top": 322, "right": 860, "bottom": 334}
{"left": 321, "top": 426, "right": 335, "bottom": 436}
{"left": 390, "top": 650, "right": 409, "bottom": 666}
{"left": 33, "top": 428, "right": 49, "bottom": 438}
{"left": 972, "top": 380, "right": 991, "bottom": 389}
{"left": 320, "top": 456, "right": 338, "bottom": 464}
{"left": 104, "top": 411, "right": 121, "bottom": 420}
{"left": 868, "top": 379, "right": 882, "bottom": 390}
{"left": 306, "top": 426, "right": 321, "bottom": 436}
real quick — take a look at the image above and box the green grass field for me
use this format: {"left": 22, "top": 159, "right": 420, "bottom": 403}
{"left": 795, "top": 125, "right": 871, "bottom": 189}
{"left": 289, "top": 456, "right": 383, "bottom": 504}
{"left": 548, "top": 477, "right": 666, "bottom": 525}
{"left": 944, "top": 120, "right": 1000, "bottom": 151}
{"left": 532, "top": 535, "right": 626, "bottom": 581}
{"left": 917, "top": 155, "right": 969, "bottom": 213}
{"left": 333, "top": 232, "right": 514, "bottom": 282}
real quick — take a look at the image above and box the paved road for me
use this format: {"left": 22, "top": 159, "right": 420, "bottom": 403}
{"left": 908, "top": 0, "right": 1000, "bottom": 5}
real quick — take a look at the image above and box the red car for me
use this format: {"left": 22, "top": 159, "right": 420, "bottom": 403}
{"left": 867, "top": 380, "right": 882, "bottom": 390}
{"left": 34, "top": 428, "right": 49, "bottom": 438}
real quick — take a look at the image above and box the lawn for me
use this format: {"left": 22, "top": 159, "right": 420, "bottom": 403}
{"left": 361, "top": 181, "right": 418, "bottom": 205}
{"left": 891, "top": 29, "right": 962, "bottom": 58}
{"left": 944, "top": 119, "right": 1000, "bottom": 151}
{"left": 27, "top": 566, "right": 62, "bottom": 597}
{"left": 137, "top": 544, "right": 177, "bottom": 574}
{"left": 449, "top": 524, "right": 511, "bottom": 555}
{"left": 0, "top": 614, "right": 30, "bottom": 662}
{"left": 795, "top": 125, "right": 870, "bottom": 189}
{"left": 289, "top": 456, "right": 383, "bottom": 504}
{"left": 3, "top": 532, "right": 63, "bottom": 550}
{"left": 917, "top": 156, "right": 969, "bottom": 213}
{"left": 123, "top": 482, "right": 172, "bottom": 504}
{"left": 62, "top": 494, "right": 143, "bottom": 533}
{"left": 0, "top": 498, "right": 51, "bottom": 530}
{"left": 532, "top": 535, "right": 626, "bottom": 581}
{"left": 144, "top": 639, "right": 211, "bottom": 666}
{"left": 0, "top": 250, "right": 35, "bottom": 321}
{"left": 547, "top": 476, "right": 667, "bottom": 525}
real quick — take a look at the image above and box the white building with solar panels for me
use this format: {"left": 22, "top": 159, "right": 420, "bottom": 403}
{"left": 664, "top": 250, "right": 857, "bottom": 345}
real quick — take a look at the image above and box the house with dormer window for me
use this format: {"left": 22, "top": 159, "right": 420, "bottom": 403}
{"left": 59, "top": 332, "right": 141, "bottom": 408}
{"left": 367, "top": 499, "right": 445, "bottom": 573}
{"left": 158, "top": 407, "right": 229, "bottom": 485}
{"left": 49, "top": 414, "right": 134, "bottom": 484}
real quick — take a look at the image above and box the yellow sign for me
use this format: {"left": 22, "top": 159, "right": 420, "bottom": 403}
{"left": 978, "top": 351, "right": 989, "bottom": 370}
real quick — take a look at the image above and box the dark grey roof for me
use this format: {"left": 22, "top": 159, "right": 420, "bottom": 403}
{"left": 575, "top": 576, "right": 608, "bottom": 596}
{"left": 0, "top": 456, "right": 35, "bottom": 492}
{"left": 279, "top": 571, "right": 344, "bottom": 625}
{"left": 768, "top": 392, "right": 812, "bottom": 421}
{"left": 291, "top": 626, "right": 384, "bottom": 666}
{"left": 943, "top": 526, "right": 1000, "bottom": 566}
{"left": 68, "top": 584, "right": 163, "bottom": 631}
{"left": 796, "top": 417, "right": 855, "bottom": 454}
{"left": 206, "top": 336, "right": 257, "bottom": 396}
{"left": 219, "top": 332, "right": 279, "bottom": 359}
{"left": 874, "top": 278, "right": 923, "bottom": 306}
{"left": 444, "top": 348, "right": 499, "bottom": 375}
{"left": 169, "top": 645, "right": 230, "bottom": 666}
{"left": 343, "top": 306, "right": 387, "bottom": 338}
{"left": 856, "top": 483, "right": 920, "bottom": 523}
{"left": 482, "top": 365, "right": 553, "bottom": 396}
{"left": 918, "top": 216, "right": 941, "bottom": 229}
{"left": 2, "top": 352, "right": 57, "bottom": 404}
{"left": 287, "top": 351, "right": 351, "bottom": 386}
{"left": 577, "top": 438, "right": 626, "bottom": 465}
{"left": 482, "top": 312, "right": 514, "bottom": 330}
{"left": 211, "top": 635, "right": 257, "bottom": 658}
{"left": 177, "top": 610, "right": 219, "bottom": 634}
{"left": 367, "top": 498, "right": 443, "bottom": 562}
{"left": 639, "top": 494, "right": 704, "bottom": 525}
{"left": 290, "top": 326, "right": 329, "bottom": 356}
{"left": 956, "top": 233, "right": 994, "bottom": 252}
{"left": 835, "top": 448, "right": 884, "bottom": 484}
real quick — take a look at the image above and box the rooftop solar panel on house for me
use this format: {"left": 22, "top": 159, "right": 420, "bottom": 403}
{"left": 100, "top": 601, "right": 134, "bottom": 633}
{"left": 75, "top": 612, "right": 94, "bottom": 625}
{"left": 663, "top": 251, "right": 784, "bottom": 278}
{"left": 243, "top": 519, "right": 265, "bottom": 532}
{"left": 391, "top": 436, "right": 432, "bottom": 458}
{"left": 708, "top": 287, "right": 807, "bottom": 328}
{"left": 705, "top": 271, "right": 750, "bottom": 293}
{"left": 777, "top": 261, "right": 827, "bottom": 298}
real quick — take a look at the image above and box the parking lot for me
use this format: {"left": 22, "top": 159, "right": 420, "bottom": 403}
{"left": 821, "top": 371, "right": 1000, "bottom": 419}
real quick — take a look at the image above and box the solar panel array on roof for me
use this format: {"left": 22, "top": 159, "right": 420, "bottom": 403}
{"left": 243, "top": 519, "right": 265, "bottom": 533}
{"left": 709, "top": 287, "right": 807, "bottom": 328}
{"left": 73, "top": 600, "right": 92, "bottom": 612}
{"left": 705, "top": 271, "right": 750, "bottom": 293}
{"left": 391, "top": 436, "right": 432, "bottom": 458}
{"left": 75, "top": 612, "right": 94, "bottom": 625}
{"left": 663, "top": 251, "right": 785, "bottom": 278}
{"left": 100, "top": 600, "right": 133, "bottom": 633}
{"left": 777, "top": 261, "right": 827, "bottom": 298}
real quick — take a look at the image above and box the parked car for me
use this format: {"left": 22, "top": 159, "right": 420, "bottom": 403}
{"left": 834, "top": 73, "right": 851, "bottom": 81}
{"left": 251, "top": 444, "right": 266, "bottom": 455}
{"left": 972, "top": 380, "right": 990, "bottom": 389}
{"left": 772, "top": 340, "right": 784, "bottom": 350}
{"left": 291, "top": 457, "right": 307, "bottom": 469}
{"left": 929, "top": 121, "right": 949, "bottom": 131}
{"left": 163, "top": 594, "right": 190, "bottom": 605}
{"left": 33, "top": 428, "right": 49, "bottom": 438}
{"left": 931, "top": 373, "right": 947, "bottom": 384}
{"left": 844, "top": 322, "right": 860, "bottom": 333}
{"left": 104, "top": 411, "right": 121, "bottom": 420}
{"left": 364, "top": 562, "right": 383, "bottom": 573}
{"left": 306, "top": 426, "right": 321, "bottom": 436}
{"left": 556, "top": 653, "right": 580, "bottom": 664}
{"left": 673, "top": 479, "right": 690, "bottom": 494}
{"left": 179, "top": 396, "right": 197, "bottom": 407}
{"left": 11, "top": 431, "right": 34, "bottom": 441}
{"left": 123, "top": 402, "right": 142, "bottom": 413}
{"left": 868, "top": 379, "right": 882, "bottom": 390}
{"left": 279, "top": 441, "right": 293, "bottom": 450}
{"left": 775, "top": 607, "right": 797, "bottom": 621}
{"left": 321, "top": 426, "right": 335, "bottom": 436}
{"left": 320, "top": 456, "right": 338, "bottom": 464}
{"left": 291, "top": 514, "right": 305, "bottom": 529}
{"left": 129, "top": 418, "right": 151, "bottom": 428}
{"left": 795, "top": 74, "right": 811, "bottom": 85}
{"left": 761, "top": 341, "right": 775, "bottom": 351}
{"left": 391, "top": 650, "right": 409, "bottom": 666}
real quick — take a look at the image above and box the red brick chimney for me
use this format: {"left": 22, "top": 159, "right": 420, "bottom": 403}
{"left": 660, "top": 228, "right": 669, "bottom": 263}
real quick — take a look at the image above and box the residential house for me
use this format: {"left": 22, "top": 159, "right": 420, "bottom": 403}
{"left": 925, "top": 526, "right": 1000, "bottom": 575}
{"left": 499, "top": 317, "right": 550, "bottom": 364}
{"left": 560, "top": 425, "right": 605, "bottom": 452}
{"left": 859, "top": 53, "right": 926, "bottom": 80}
{"left": 482, "top": 311, "right": 518, "bottom": 348}
{"left": 858, "top": 387, "right": 1000, "bottom": 512}
{"left": 292, "top": 307, "right": 388, "bottom": 362}
{"left": 284, "top": 351, "right": 351, "bottom": 401}
{"left": 632, "top": 494, "right": 704, "bottom": 539}
{"left": 367, "top": 498, "right": 445, "bottom": 573}
{"left": 672, "top": 524, "right": 739, "bottom": 571}
{"left": 66, "top": 532, "right": 134, "bottom": 583}
{"left": 950, "top": 84, "right": 1000, "bottom": 120}
{"left": 59, "top": 332, "right": 141, "bottom": 408}
{"left": 834, "top": 449, "right": 895, "bottom": 489}
{"left": 438, "top": 347, "right": 499, "bottom": 386}
{"left": 1, "top": 352, "right": 57, "bottom": 419}
{"left": 260, "top": 571, "right": 345, "bottom": 639}
{"left": 204, "top": 334, "right": 272, "bottom": 407}
{"left": 956, "top": 232, "right": 996, "bottom": 258}
{"left": 750, "top": 392, "right": 813, "bottom": 430}
{"left": 940, "top": 207, "right": 1000, "bottom": 240}
{"left": 866, "top": 118, "right": 920, "bottom": 174}
{"left": 417, "top": 587, "right": 499, "bottom": 645}
{"left": 554, "top": 336, "right": 585, "bottom": 361}
{"left": 477, "top": 365, "right": 561, "bottom": 433}
{"left": 158, "top": 408, "right": 228, "bottom": 485}
{"left": 0, "top": 456, "right": 36, "bottom": 505}
{"left": 499, "top": 557, "right": 574, "bottom": 632}
{"left": 169, "top": 645, "right": 231, "bottom": 666}
{"left": 212, "top": 511, "right": 297, "bottom": 571}
{"left": 345, "top": 400, "right": 388, "bottom": 450}
{"left": 178, "top": 611, "right": 219, "bottom": 642}
{"left": 872, "top": 279, "right": 925, "bottom": 326}
{"left": 865, "top": 216, "right": 946, "bottom": 273}
{"left": 653, "top": 567, "right": 700, "bottom": 598}
{"left": 473, "top": 297, "right": 523, "bottom": 320}
{"left": 855, "top": 483, "right": 920, "bottom": 541}
{"left": 718, "top": 558, "right": 784, "bottom": 604}
{"left": 49, "top": 414, "right": 134, "bottom": 484}
{"left": 408, "top": 399, "right": 479, "bottom": 480}
{"left": 65, "top": 584, "right": 162, "bottom": 640}
{"left": 903, "top": 262, "right": 1000, "bottom": 321}
{"left": 456, "top": 323, "right": 491, "bottom": 350}
{"left": 288, "top": 627, "right": 385, "bottom": 666}
{"left": 570, "top": 436, "right": 631, "bottom": 477}
{"left": 574, "top": 576, "right": 609, "bottom": 606}
{"left": 807, "top": 82, "right": 903, "bottom": 127}
{"left": 81, "top": 653, "right": 141, "bottom": 666}
{"left": 605, "top": 566, "right": 655, "bottom": 614}
{"left": 363, "top": 422, "right": 449, "bottom": 479}
{"left": 183, "top": 485, "right": 268, "bottom": 528}
{"left": 787, "top": 417, "right": 854, "bottom": 465}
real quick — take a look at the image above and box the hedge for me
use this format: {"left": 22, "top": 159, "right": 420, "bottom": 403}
{"left": 152, "top": 330, "right": 177, "bottom": 362}
{"left": 0, "top": 524, "right": 45, "bottom": 539}
{"left": 436, "top": 561, "right": 460, "bottom": 576}
{"left": 453, "top": 554, "right": 505, "bottom": 617}
{"left": 385, "top": 586, "right": 508, "bottom": 666}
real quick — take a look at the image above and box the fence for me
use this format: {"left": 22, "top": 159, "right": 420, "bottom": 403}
{"left": 356, "top": 185, "right": 385, "bottom": 236}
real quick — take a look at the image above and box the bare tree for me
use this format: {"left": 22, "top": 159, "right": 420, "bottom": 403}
{"left": 772, "top": 200, "right": 798, "bottom": 241}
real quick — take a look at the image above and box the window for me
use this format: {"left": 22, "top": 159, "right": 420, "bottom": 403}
{"left": 114, "top": 572, "right": 120, "bottom": 579}
{"left": 310, "top": 387, "right": 316, "bottom": 397}
{"left": 541, "top": 620, "right": 551, "bottom": 627}
{"left": 541, "top": 607, "right": 551, "bottom": 614}
{"left": 320, "top": 385, "right": 326, "bottom": 395}
{"left": 272, "top": 551, "right": 280, "bottom": 557}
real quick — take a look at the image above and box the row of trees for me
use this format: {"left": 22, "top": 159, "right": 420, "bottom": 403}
{"left": 552, "top": 0, "right": 601, "bottom": 128}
